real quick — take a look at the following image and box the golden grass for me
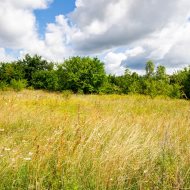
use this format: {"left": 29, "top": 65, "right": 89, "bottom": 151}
{"left": 0, "top": 90, "right": 190, "bottom": 189}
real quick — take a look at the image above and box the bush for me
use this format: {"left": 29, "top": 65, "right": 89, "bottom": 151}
{"left": 99, "top": 82, "right": 122, "bottom": 94}
{"left": 168, "top": 84, "right": 182, "bottom": 99}
{"left": 10, "top": 79, "right": 27, "bottom": 91}
{"left": 0, "top": 81, "right": 9, "bottom": 91}
{"left": 31, "top": 70, "right": 58, "bottom": 91}
{"left": 143, "top": 80, "right": 158, "bottom": 98}
{"left": 57, "top": 57, "right": 106, "bottom": 93}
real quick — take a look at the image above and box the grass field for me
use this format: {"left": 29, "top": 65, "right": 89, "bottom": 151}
{"left": 0, "top": 90, "right": 190, "bottom": 189}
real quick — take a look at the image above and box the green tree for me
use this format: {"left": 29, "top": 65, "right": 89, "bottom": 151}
{"left": 0, "top": 62, "right": 25, "bottom": 83}
{"left": 184, "top": 74, "right": 190, "bottom": 98}
{"left": 10, "top": 79, "right": 27, "bottom": 91}
{"left": 31, "top": 70, "right": 58, "bottom": 91}
{"left": 156, "top": 65, "right": 167, "bottom": 80}
{"left": 146, "top": 60, "right": 155, "bottom": 77}
{"left": 17, "top": 54, "right": 53, "bottom": 85}
{"left": 57, "top": 57, "right": 106, "bottom": 93}
{"left": 99, "top": 75, "right": 123, "bottom": 94}
{"left": 170, "top": 67, "right": 190, "bottom": 99}
{"left": 143, "top": 79, "right": 157, "bottom": 98}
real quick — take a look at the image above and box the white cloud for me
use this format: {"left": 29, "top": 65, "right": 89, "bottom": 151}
{"left": 147, "top": 22, "right": 190, "bottom": 68}
{"left": 8, "top": 0, "right": 52, "bottom": 9}
{"left": 64, "top": 0, "right": 190, "bottom": 75}
{"left": 104, "top": 52, "right": 126, "bottom": 75}
{"left": 0, "top": 0, "right": 51, "bottom": 49}
{"left": 121, "top": 20, "right": 190, "bottom": 73}
{"left": 125, "top": 47, "right": 145, "bottom": 57}
{"left": 70, "top": 0, "right": 190, "bottom": 53}
{"left": 0, "top": 0, "right": 74, "bottom": 62}
{"left": 104, "top": 47, "right": 146, "bottom": 75}
{"left": 0, "top": 0, "right": 190, "bottom": 75}
{"left": 0, "top": 48, "right": 15, "bottom": 62}
{"left": 75, "top": 0, "right": 85, "bottom": 8}
{"left": 41, "top": 15, "right": 75, "bottom": 61}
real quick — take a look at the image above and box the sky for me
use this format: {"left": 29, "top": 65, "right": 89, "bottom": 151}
{"left": 0, "top": 0, "right": 190, "bottom": 75}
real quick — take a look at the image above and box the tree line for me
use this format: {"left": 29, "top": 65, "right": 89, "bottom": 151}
{"left": 0, "top": 54, "right": 190, "bottom": 99}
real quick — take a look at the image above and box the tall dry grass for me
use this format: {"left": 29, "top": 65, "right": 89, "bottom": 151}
{"left": 0, "top": 90, "right": 190, "bottom": 189}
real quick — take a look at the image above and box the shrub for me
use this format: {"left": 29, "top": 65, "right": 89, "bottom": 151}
{"left": 168, "top": 84, "right": 182, "bottom": 99}
{"left": 31, "top": 70, "right": 58, "bottom": 91}
{"left": 0, "top": 81, "right": 9, "bottom": 91}
{"left": 57, "top": 57, "right": 106, "bottom": 93}
{"left": 10, "top": 79, "right": 27, "bottom": 91}
{"left": 143, "top": 80, "right": 157, "bottom": 98}
{"left": 99, "top": 82, "right": 122, "bottom": 94}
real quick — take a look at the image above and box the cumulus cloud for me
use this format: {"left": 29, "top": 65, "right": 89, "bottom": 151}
{"left": 0, "top": 48, "right": 15, "bottom": 62}
{"left": 21, "top": 15, "right": 75, "bottom": 61}
{"left": 104, "top": 47, "right": 147, "bottom": 75}
{"left": 70, "top": 0, "right": 190, "bottom": 53}
{"left": 0, "top": 0, "right": 190, "bottom": 75}
{"left": 0, "top": 0, "right": 74, "bottom": 61}
{"left": 149, "top": 22, "right": 190, "bottom": 69}
{"left": 8, "top": 0, "right": 52, "bottom": 9}
{"left": 104, "top": 52, "right": 127, "bottom": 75}
{"left": 120, "top": 20, "right": 190, "bottom": 74}
{"left": 0, "top": 0, "right": 52, "bottom": 49}
{"left": 104, "top": 19, "right": 190, "bottom": 75}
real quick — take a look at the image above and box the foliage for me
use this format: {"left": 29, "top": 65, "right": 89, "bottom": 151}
{"left": 17, "top": 54, "right": 54, "bottom": 85}
{"left": 31, "top": 70, "right": 58, "bottom": 91}
{"left": 57, "top": 56, "right": 106, "bottom": 93}
{"left": 0, "top": 62, "right": 25, "bottom": 83}
{"left": 170, "top": 67, "right": 190, "bottom": 99}
{"left": 156, "top": 65, "right": 168, "bottom": 80}
{"left": 143, "top": 79, "right": 158, "bottom": 98}
{"left": 146, "top": 60, "right": 155, "bottom": 77}
{"left": 0, "top": 54, "right": 189, "bottom": 99}
{"left": 99, "top": 81, "right": 122, "bottom": 94}
{"left": 0, "top": 81, "right": 8, "bottom": 91}
{"left": 10, "top": 79, "right": 27, "bottom": 91}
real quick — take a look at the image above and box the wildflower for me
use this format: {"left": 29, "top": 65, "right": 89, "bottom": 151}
{"left": 24, "top": 157, "right": 32, "bottom": 161}
{"left": 144, "top": 169, "right": 148, "bottom": 174}
{"left": 11, "top": 158, "right": 16, "bottom": 162}
{"left": 4, "top": 148, "right": 11, "bottom": 151}
{"left": 28, "top": 152, "right": 33, "bottom": 156}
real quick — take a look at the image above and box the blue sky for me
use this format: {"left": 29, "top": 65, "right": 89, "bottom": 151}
{"left": 35, "top": 0, "right": 76, "bottom": 36}
{"left": 0, "top": 0, "right": 190, "bottom": 75}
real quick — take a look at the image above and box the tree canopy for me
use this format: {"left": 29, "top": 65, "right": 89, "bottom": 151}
{"left": 57, "top": 56, "right": 106, "bottom": 93}
{"left": 0, "top": 54, "right": 190, "bottom": 99}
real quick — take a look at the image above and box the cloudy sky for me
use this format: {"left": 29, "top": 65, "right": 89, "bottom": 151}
{"left": 0, "top": 0, "right": 190, "bottom": 75}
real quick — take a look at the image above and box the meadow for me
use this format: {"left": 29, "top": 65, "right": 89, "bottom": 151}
{"left": 0, "top": 90, "right": 190, "bottom": 189}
